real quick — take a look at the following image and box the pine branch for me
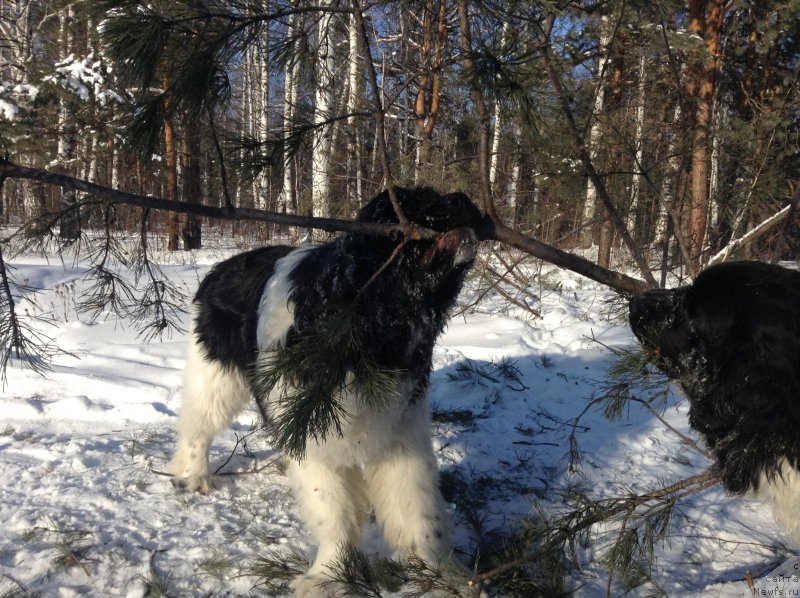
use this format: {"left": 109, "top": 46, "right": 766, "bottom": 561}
{"left": 251, "top": 308, "right": 398, "bottom": 460}
{"left": 0, "top": 242, "right": 66, "bottom": 382}
{"left": 469, "top": 470, "right": 720, "bottom": 587}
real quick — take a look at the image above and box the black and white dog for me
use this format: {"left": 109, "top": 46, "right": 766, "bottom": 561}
{"left": 167, "top": 187, "right": 483, "bottom": 596}
{"left": 629, "top": 261, "right": 800, "bottom": 543}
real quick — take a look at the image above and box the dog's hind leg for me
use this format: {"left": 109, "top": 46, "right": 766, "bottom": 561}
{"left": 167, "top": 333, "right": 251, "bottom": 494}
{"left": 288, "top": 459, "right": 369, "bottom": 597}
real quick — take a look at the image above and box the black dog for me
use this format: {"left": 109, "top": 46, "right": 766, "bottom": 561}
{"left": 630, "top": 261, "right": 800, "bottom": 543}
{"left": 167, "top": 187, "right": 482, "bottom": 596}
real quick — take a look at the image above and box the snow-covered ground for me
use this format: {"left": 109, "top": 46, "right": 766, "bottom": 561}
{"left": 1, "top": 245, "right": 796, "bottom": 597}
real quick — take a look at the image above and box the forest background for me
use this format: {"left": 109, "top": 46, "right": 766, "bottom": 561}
{"left": 0, "top": 0, "right": 798, "bottom": 293}
{"left": 1, "top": 2, "right": 799, "bottom": 595}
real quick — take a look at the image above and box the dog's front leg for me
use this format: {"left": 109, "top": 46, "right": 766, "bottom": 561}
{"left": 288, "top": 459, "right": 369, "bottom": 598}
{"left": 364, "top": 437, "right": 452, "bottom": 566}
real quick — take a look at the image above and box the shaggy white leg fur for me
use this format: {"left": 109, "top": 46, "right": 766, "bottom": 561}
{"left": 365, "top": 405, "right": 451, "bottom": 564}
{"left": 758, "top": 460, "right": 800, "bottom": 544}
{"left": 166, "top": 333, "right": 251, "bottom": 493}
{"left": 167, "top": 247, "right": 310, "bottom": 494}
{"left": 288, "top": 460, "right": 369, "bottom": 597}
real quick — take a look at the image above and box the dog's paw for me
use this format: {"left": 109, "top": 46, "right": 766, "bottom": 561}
{"left": 170, "top": 473, "right": 214, "bottom": 495}
{"left": 291, "top": 574, "right": 350, "bottom": 598}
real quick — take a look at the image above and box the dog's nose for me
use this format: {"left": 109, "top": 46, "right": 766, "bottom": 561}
{"left": 453, "top": 228, "right": 478, "bottom": 265}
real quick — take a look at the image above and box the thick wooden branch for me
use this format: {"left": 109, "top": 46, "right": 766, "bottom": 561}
{"left": 0, "top": 159, "right": 432, "bottom": 240}
{"left": 0, "top": 160, "right": 650, "bottom": 293}
{"left": 490, "top": 221, "right": 650, "bottom": 294}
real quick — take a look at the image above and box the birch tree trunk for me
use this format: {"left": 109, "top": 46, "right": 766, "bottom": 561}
{"left": 236, "top": 47, "right": 251, "bottom": 209}
{"left": 256, "top": 0, "right": 270, "bottom": 212}
{"left": 580, "top": 14, "right": 612, "bottom": 248}
{"left": 655, "top": 102, "right": 682, "bottom": 243}
{"left": 277, "top": 11, "right": 301, "bottom": 216}
{"left": 346, "top": 9, "right": 363, "bottom": 207}
{"left": 489, "top": 23, "right": 510, "bottom": 198}
{"left": 58, "top": 4, "right": 80, "bottom": 240}
{"left": 311, "top": 0, "right": 336, "bottom": 237}
{"left": 627, "top": 51, "right": 647, "bottom": 235}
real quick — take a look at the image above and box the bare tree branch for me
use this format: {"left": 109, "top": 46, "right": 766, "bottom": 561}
{"left": 0, "top": 159, "right": 651, "bottom": 294}
{"left": 490, "top": 222, "right": 651, "bottom": 294}
{"left": 351, "top": 0, "right": 412, "bottom": 234}
{"left": 0, "top": 158, "right": 433, "bottom": 241}
{"left": 537, "top": 20, "right": 659, "bottom": 289}
{"left": 708, "top": 188, "right": 800, "bottom": 266}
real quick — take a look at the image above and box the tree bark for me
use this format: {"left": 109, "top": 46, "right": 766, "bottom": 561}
{"left": 581, "top": 14, "right": 613, "bottom": 249}
{"left": 414, "top": 0, "right": 446, "bottom": 184}
{"left": 163, "top": 74, "right": 180, "bottom": 251}
{"left": 0, "top": 159, "right": 651, "bottom": 294}
{"left": 311, "top": 0, "right": 336, "bottom": 237}
{"left": 686, "top": 0, "right": 724, "bottom": 269}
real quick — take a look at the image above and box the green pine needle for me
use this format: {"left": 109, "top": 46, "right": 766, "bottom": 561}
{"left": 250, "top": 307, "right": 399, "bottom": 460}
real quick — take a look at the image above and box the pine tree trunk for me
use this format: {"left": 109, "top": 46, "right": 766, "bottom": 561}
{"left": 414, "top": 0, "right": 446, "bottom": 185}
{"left": 598, "top": 25, "right": 625, "bottom": 270}
{"left": 687, "top": 0, "right": 724, "bottom": 269}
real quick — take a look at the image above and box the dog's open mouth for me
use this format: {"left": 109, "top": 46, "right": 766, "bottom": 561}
{"left": 421, "top": 227, "right": 478, "bottom": 268}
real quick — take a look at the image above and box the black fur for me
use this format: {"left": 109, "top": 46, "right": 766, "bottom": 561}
{"left": 629, "top": 261, "right": 800, "bottom": 493}
{"left": 193, "top": 186, "right": 482, "bottom": 404}
{"left": 193, "top": 246, "right": 294, "bottom": 371}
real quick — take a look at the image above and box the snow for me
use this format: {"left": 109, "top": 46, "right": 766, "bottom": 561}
{"left": 0, "top": 83, "right": 38, "bottom": 121}
{"left": 1, "top": 247, "right": 796, "bottom": 597}
{"left": 0, "top": 99, "right": 18, "bottom": 120}
{"left": 44, "top": 54, "right": 126, "bottom": 107}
